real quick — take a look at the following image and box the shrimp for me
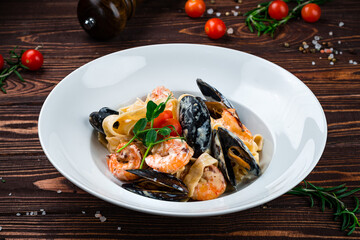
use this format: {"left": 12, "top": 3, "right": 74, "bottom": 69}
{"left": 107, "top": 142, "right": 142, "bottom": 181}
{"left": 145, "top": 139, "right": 194, "bottom": 174}
{"left": 191, "top": 165, "right": 226, "bottom": 201}
{"left": 150, "top": 86, "right": 173, "bottom": 101}
{"left": 213, "top": 109, "right": 255, "bottom": 151}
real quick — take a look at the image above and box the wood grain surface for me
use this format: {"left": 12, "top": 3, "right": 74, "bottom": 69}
{"left": 0, "top": 0, "right": 360, "bottom": 239}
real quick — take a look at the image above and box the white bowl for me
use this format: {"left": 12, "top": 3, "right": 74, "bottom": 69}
{"left": 38, "top": 44, "right": 327, "bottom": 217}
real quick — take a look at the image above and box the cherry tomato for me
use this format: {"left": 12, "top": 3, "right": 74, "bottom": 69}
{"left": 153, "top": 110, "right": 173, "bottom": 129}
{"left": 162, "top": 118, "right": 182, "bottom": 136}
{"left": 268, "top": 0, "right": 289, "bottom": 20}
{"left": 185, "top": 0, "right": 206, "bottom": 18}
{"left": 301, "top": 3, "right": 321, "bottom": 23}
{"left": 205, "top": 18, "right": 226, "bottom": 40}
{"left": 0, "top": 54, "right": 4, "bottom": 70}
{"left": 21, "top": 49, "right": 43, "bottom": 71}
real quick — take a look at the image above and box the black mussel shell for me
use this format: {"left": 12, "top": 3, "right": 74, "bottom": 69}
{"left": 216, "top": 127, "right": 260, "bottom": 187}
{"left": 178, "top": 95, "right": 212, "bottom": 158}
{"left": 126, "top": 169, "right": 188, "bottom": 194}
{"left": 122, "top": 179, "right": 188, "bottom": 201}
{"left": 196, "top": 78, "right": 234, "bottom": 109}
{"left": 89, "top": 107, "right": 118, "bottom": 134}
{"left": 123, "top": 169, "right": 189, "bottom": 201}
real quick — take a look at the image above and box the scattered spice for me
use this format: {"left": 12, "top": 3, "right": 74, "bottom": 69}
{"left": 227, "top": 28, "right": 234, "bottom": 35}
{"left": 207, "top": 8, "right": 214, "bottom": 15}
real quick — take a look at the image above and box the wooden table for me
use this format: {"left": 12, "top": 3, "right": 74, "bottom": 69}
{"left": 1, "top": 0, "right": 359, "bottom": 239}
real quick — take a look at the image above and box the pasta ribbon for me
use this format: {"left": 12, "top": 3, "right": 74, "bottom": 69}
{"left": 183, "top": 152, "right": 218, "bottom": 197}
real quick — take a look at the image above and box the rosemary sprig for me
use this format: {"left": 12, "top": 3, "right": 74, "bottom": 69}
{"left": 116, "top": 95, "right": 185, "bottom": 168}
{"left": 288, "top": 181, "right": 360, "bottom": 235}
{"left": 0, "top": 46, "right": 29, "bottom": 93}
{"left": 244, "top": 0, "right": 332, "bottom": 37}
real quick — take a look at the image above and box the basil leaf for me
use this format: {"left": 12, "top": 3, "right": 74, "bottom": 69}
{"left": 146, "top": 101, "right": 157, "bottom": 121}
{"left": 158, "top": 127, "right": 171, "bottom": 137}
{"left": 133, "top": 118, "right": 147, "bottom": 134}
{"left": 145, "top": 129, "right": 157, "bottom": 146}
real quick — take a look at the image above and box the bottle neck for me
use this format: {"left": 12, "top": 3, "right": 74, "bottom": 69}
{"left": 124, "top": 0, "right": 136, "bottom": 20}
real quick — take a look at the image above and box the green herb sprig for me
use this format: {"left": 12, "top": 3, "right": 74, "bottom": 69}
{"left": 288, "top": 181, "right": 360, "bottom": 235}
{"left": 0, "top": 46, "right": 29, "bottom": 93}
{"left": 116, "top": 95, "right": 184, "bottom": 168}
{"left": 244, "top": 0, "right": 332, "bottom": 37}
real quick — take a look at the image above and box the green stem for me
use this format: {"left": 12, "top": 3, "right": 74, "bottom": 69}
{"left": 140, "top": 143, "right": 153, "bottom": 169}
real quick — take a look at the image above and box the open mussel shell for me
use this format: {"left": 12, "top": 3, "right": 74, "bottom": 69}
{"left": 178, "top": 95, "right": 212, "bottom": 158}
{"left": 122, "top": 179, "right": 188, "bottom": 201}
{"left": 123, "top": 169, "right": 189, "bottom": 201}
{"left": 89, "top": 107, "right": 118, "bottom": 134}
{"left": 126, "top": 169, "right": 188, "bottom": 194}
{"left": 213, "top": 127, "right": 260, "bottom": 188}
{"left": 196, "top": 78, "right": 234, "bottom": 109}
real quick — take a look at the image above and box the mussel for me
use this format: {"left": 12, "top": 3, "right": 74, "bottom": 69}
{"left": 213, "top": 127, "right": 260, "bottom": 188}
{"left": 196, "top": 79, "right": 261, "bottom": 187}
{"left": 178, "top": 95, "right": 212, "bottom": 158}
{"left": 89, "top": 107, "right": 119, "bottom": 134}
{"left": 122, "top": 169, "right": 189, "bottom": 201}
{"left": 196, "top": 78, "right": 243, "bottom": 129}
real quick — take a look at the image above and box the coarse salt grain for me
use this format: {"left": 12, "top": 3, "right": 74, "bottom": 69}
{"left": 95, "top": 213, "right": 101, "bottom": 218}
{"left": 349, "top": 60, "right": 353, "bottom": 64}
{"left": 330, "top": 61, "right": 334, "bottom": 65}
{"left": 42, "top": 211, "right": 46, "bottom": 215}
{"left": 339, "top": 22, "right": 344, "bottom": 27}
{"left": 235, "top": 5, "right": 240, "bottom": 9}
{"left": 329, "top": 53, "right": 334, "bottom": 59}
{"left": 207, "top": 8, "right": 214, "bottom": 15}
{"left": 40, "top": 209, "right": 44, "bottom": 212}
{"left": 117, "top": 227, "right": 122, "bottom": 231}
{"left": 82, "top": 211, "right": 86, "bottom": 214}
{"left": 99, "top": 216, "right": 107, "bottom": 222}
{"left": 233, "top": 11, "right": 239, "bottom": 16}
{"left": 312, "top": 61, "right": 316, "bottom": 65}
{"left": 26, "top": 212, "right": 29, "bottom": 215}
{"left": 16, "top": 213, "right": 21, "bottom": 216}
{"left": 312, "top": 40, "right": 318, "bottom": 45}
{"left": 57, "top": 190, "right": 62, "bottom": 194}
{"left": 354, "top": 61, "right": 358, "bottom": 65}
{"left": 227, "top": 28, "right": 234, "bottom": 35}
{"left": 314, "top": 36, "right": 320, "bottom": 41}
{"left": 215, "top": 12, "right": 221, "bottom": 17}
{"left": 329, "top": 31, "right": 333, "bottom": 36}
{"left": 303, "top": 44, "right": 309, "bottom": 49}
{"left": 338, "top": 40, "right": 341, "bottom": 44}
{"left": 0, "top": 226, "right": 2, "bottom": 231}
{"left": 9, "top": 193, "right": 12, "bottom": 196}
{"left": 340, "top": 51, "right": 343, "bottom": 54}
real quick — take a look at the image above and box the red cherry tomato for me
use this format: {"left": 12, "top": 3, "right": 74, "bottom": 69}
{"left": 205, "top": 18, "right": 226, "bottom": 40}
{"left": 21, "top": 49, "right": 43, "bottom": 71}
{"left": 162, "top": 118, "right": 182, "bottom": 136}
{"left": 185, "top": 0, "right": 206, "bottom": 18}
{"left": 153, "top": 110, "right": 173, "bottom": 129}
{"left": 0, "top": 54, "right": 4, "bottom": 70}
{"left": 268, "top": 0, "right": 289, "bottom": 20}
{"left": 301, "top": 3, "right": 321, "bottom": 23}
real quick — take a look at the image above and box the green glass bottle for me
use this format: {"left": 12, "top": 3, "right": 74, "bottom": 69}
{"left": 77, "top": 0, "right": 137, "bottom": 40}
